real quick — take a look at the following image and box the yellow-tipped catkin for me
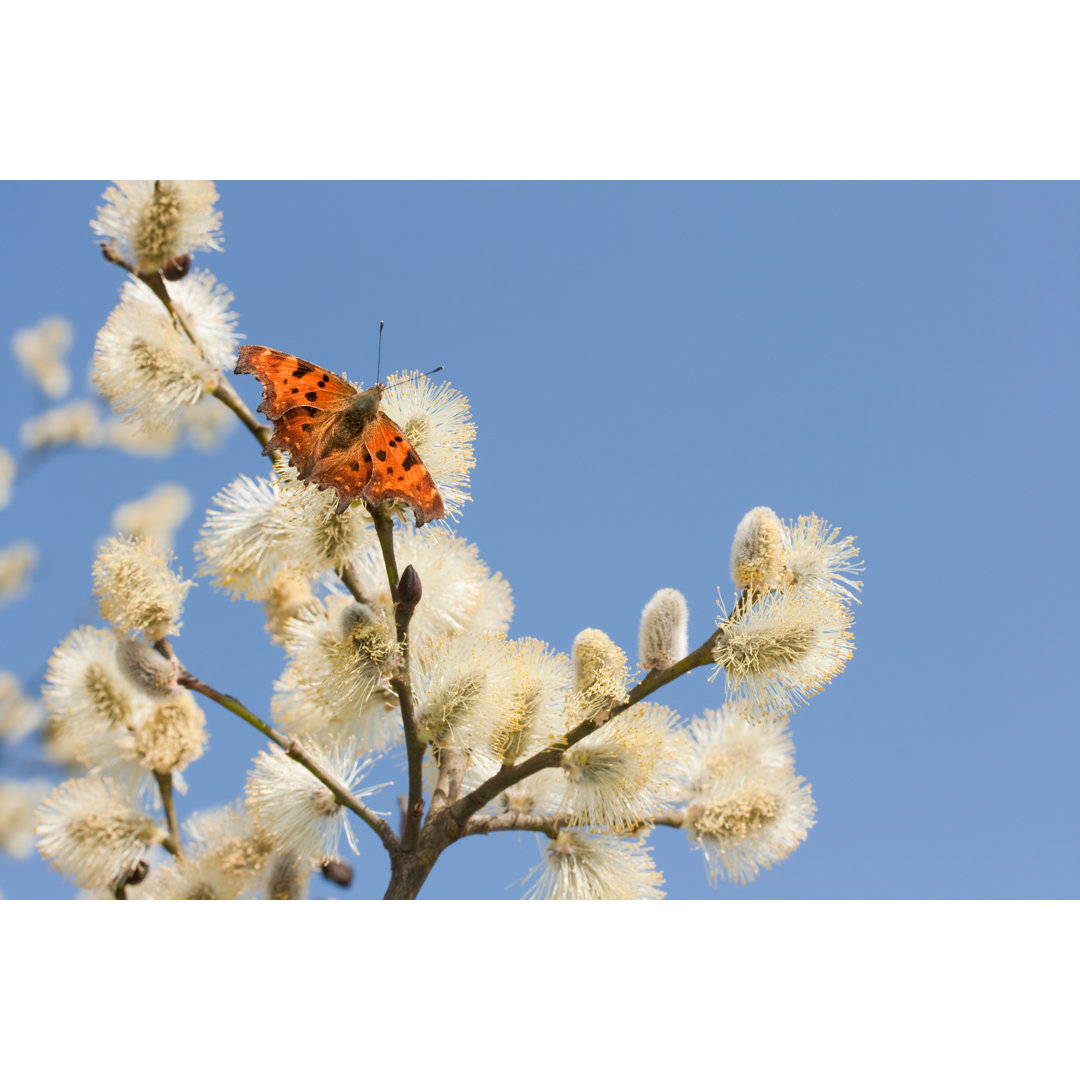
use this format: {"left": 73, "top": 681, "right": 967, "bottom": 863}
{"left": 35, "top": 776, "right": 164, "bottom": 890}
{"left": 570, "top": 628, "right": 629, "bottom": 720}
{"left": 133, "top": 692, "right": 207, "bottom": 774}
{"left": 93, "top": 536, "right": 191, "bottom": 640}
{"left": 730, "top": 506, "right": 788, "bottom": 592}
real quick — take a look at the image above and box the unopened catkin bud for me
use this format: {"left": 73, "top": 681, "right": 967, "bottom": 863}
{"left": 638, "top": 588, "right": 689, "bottom": 672}
{"left": 730, "top": 507, "right": 788, "bottom": 592}
{"left": 161, "top": 253, "right": 192, "bottom": 281}
{"left": 398, "top": 564, "right": 422, "bottom": 609}
{"left": 115, "top": 637, "right": 179, "bottom": 698}
{"left": 121, "top": 859, "right": 150, "bottom": 887}
{"left": 321, "top": 858, "right": 354, "bottom": 888}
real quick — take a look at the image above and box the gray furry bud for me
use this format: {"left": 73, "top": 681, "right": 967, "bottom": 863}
{"left": 638, "top": 588, "right": 689, "bottom": 671}
{"left": 115, "top": 637, "right": 179, "bottom": 698}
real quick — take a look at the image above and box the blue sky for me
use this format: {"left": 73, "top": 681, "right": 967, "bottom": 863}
{"left": 1, "top": 181, "right": 1076, "bottom": 900}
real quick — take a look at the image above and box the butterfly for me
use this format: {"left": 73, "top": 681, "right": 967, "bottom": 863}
{"left": 234, "top": 344, "right": 446, "bottom": 525}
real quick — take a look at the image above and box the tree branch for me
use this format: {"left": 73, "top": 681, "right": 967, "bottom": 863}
{"left": 463, "top": 811, "right": 563, "bottom": 838}
{"left": 101, "top": 244, "right": 272, "bottom": 450}
{"left": 463, "top": 807, "right": 688, "bottom": 839}
{"left": 338, "top": 562, "right": 370, "bottom": 604}
{"left": 368, "top": 508, "right": 427, "bottom": 849}
{"left": 212, "top": 380, "right": 271, "bottom": 449}
{"left": 428, "top": 747, "right": 467, "bottom": 818}
{"left": 449, "top": 623, "right": 729, "bottom": 827}
{"left": 154, "top": 770, "right": 184, "bottom": 858}
{"left": 152, "top": 640, "right": 398, "bottom": 851}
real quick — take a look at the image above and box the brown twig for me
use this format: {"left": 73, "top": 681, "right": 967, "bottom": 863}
{"left": 338, "top": 563, "right": 370, "bottom": 604}
{"left": 154, "top": 770, "right": 184, "bottom": 858}
{"left": 212, "top": 380, "right": 272, "bottom": 448}
{"left": 462, "top": 807, "right": 688, "bottom": 839}
{"left": 462, "top": 811, "right": 563, "bottom": 839}
{"left": 428, "top": 747, "right": 467, "bottom": 818}
{"left": 369, "top": 511, "right": 425, "bottom": 849}
{"left": 448, "top": 623, "right": 728, "bottom": 827}
{"left": 101, "top": 242, "right": 272, "bottom": 450}
{"left": 152, "top": 640, "right": 398, "bottom": 851}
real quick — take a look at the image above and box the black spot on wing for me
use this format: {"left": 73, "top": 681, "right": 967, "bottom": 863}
{"left": 306, "top": 392, "right": 318, "bottom": 402}
{"left": 401, "top": 451, "right": 418, "bottom": 471}
{"left": 376, "top": 450, "right": 387, "bottom": 462}
{"left": 292, "top": 365, "right": 312, "bottom": 378}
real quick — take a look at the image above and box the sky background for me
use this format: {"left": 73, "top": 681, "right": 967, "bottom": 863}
{"left": 1, "top": 180, "right": 1076, "bottom": 900}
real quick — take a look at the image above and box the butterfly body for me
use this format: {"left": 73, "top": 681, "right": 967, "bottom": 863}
{"left": 235, "top": 345, "right": 445, "bottom": 524}
{"left": 322, "top": 388, "right": 383, "bottom": 453}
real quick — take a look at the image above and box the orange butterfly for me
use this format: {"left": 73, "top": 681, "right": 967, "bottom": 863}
{"left": 235, "top": 345, "right": 445, "bottom": 525}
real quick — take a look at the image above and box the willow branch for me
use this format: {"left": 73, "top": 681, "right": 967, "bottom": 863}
{"left": 462, "top": 808, "right": 688, "bottom": 839}
{"left": 212, "top": 380, "right": 272, "bottom": 448}
{"left": 392, "top": 675, "right": 426, "bottom": 849}
{"left": 101, "top": 244, "right": 272, "bottom": 450}
{"left": 154, "top": 770, "right": 184, "bottom": 858}
{"left": 462, "top": 811, "right": 564, "bottom": 838}
{"left": 428, "top": 747, "right": 467, "bottom": 818}
{"left": 449, "top": 624, "right": 729, "bottom": 827}
{"left": 152, "top": 641, "right": 397, "bottom": 850}
{"left": 368, "top": 505, "right": 427, "bottom": 848}
{"left": 338, "top": 563, "right": 370, "bottom": 604}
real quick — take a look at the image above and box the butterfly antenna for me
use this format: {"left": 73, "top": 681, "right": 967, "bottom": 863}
{"left": 386, "top": 365, "right": 445, "bottom": 390}
{"left": 376, "top": 320, "right": 384, "bottom": 385}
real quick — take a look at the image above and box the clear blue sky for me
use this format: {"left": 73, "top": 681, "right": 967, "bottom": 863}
{"left": 2, "top": 181, "right": 1076, "bottom": 899}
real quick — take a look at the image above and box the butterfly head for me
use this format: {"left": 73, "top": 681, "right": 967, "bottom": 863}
{"left": 351, "top": 383, "right": 384, "bottom": 416}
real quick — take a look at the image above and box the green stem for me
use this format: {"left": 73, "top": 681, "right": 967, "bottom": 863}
{"left": 369, "top": 506, "right": 400, "bottom": 601}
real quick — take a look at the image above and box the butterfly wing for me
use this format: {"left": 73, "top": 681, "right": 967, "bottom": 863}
{"left": 234, "top": 346, "right": 443, "bottom": 521}
{"left": 262, "top": 404, "right": 331, "bottom": 477}
{"left": 361, "top": 414, "right": 445, "bottom": 526}
{"left": 235, "top": 345, "right": 356, "bottom": 420}
{"left": 304, "top": 446, "right": 376, "bottom": 513}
